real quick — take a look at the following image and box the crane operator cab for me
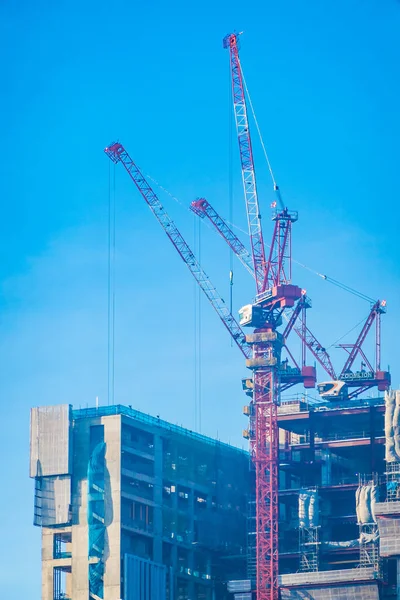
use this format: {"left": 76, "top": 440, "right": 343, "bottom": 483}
{"left": 317, "top": 380, "right": 348, "bottom": 401}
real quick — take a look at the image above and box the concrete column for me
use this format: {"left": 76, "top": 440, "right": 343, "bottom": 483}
{"left": 370, "top": 406, "right": 376, "bottom": 472}
{"left": 153, "top": 434, "right": 163, "bottom": 564}
{"left": 103, "top": 415, "right": 122, "bottom": 600}
{"left": 41, "top": 529, "right": 54, "bottom": 600}
{"left": 71, "top": 418, "right": 91, "bottom": 600}
{"left": 321, "top": 450, "right": 332, "bottom": 485}
{"left": 309, "top": 411, "right": 315, "bottom": 465}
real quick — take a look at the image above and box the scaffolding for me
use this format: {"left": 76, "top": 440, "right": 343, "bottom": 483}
{"left": 385, "top": 462, "right": 400, "bottom": 502}
{"left": 299, "top": 525, "right": 320, "bottom": 573}
{"left": 298, "top": 488, "right": 320, "bottom": 573}
{"left": 357, "top": 474, "right": 380, "bottom": 574}
{"left": 359, "top": 523, "right": 380, "bottom": 571}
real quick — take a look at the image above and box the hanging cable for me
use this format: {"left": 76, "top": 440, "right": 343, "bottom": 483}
{"left": 228, "top": 56, "right": 234, "bottom": 344}
{"left": 107, "top": 163, "right": 112, "bottom": 405}
{"left": 142, "top": 156, "right": 376, "bottom": 307}
{"left": 193, "top": 215, "right": 198, "bottom": 432}
{"left": 144, "top": 171, "right": 187, "bottom": 209}
{"left": 111, "top": 165, "right": 116, "bottom": 405}
{"left": 239, "top": 59, "right": 279, "bottom": 189}
{"left": 327, "top": 314, "right": 369, "bottom": 350}
{"left": 198, "top": 217, "right": 202, "bottom": 433}
{"left": 107, "top": 162, "right": 116, "bottom": 406}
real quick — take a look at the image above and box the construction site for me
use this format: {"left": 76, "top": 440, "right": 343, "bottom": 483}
{"left": 29, "top": 32, "right": 399, "bottom": 600}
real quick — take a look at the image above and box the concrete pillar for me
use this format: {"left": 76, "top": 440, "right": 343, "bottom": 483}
{"left": 103, "top": 415, "right": 122, "bottom": 600}
{"left": 71, "top": 418, "right": 91, "bottom": 600}
{"left": 321, "top": 450, "right": 332, "bottom": 485}
{"left": 41, "top": 529, "right": 54, "bottom": 600}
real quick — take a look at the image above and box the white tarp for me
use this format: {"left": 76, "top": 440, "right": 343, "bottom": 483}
{"left": 30, "top": 404, "right": 72, "bottom": 477}
{"left": 385, "top": 390, "right": 400, "bottom": 462}
{"left": 299, "top": 489, "right": 319, "bottom": 528}
{"left": 356, "top": 484, "right": 378, "bottom": 524}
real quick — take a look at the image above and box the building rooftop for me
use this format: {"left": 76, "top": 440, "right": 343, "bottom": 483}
{"left": 72, "top": 404, "right": 248, "bottom": 456}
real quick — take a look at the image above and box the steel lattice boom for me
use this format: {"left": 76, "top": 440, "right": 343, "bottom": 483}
{"left": 190, "top": 198, "right": 254, "bottom": 277}
{"left": 223, "top": 33, "right": 267, "bottom": 295}
{"left": 104, "top": 142, "right": 251, "bottom": 359}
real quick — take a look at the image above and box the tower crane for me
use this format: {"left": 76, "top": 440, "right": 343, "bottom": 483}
{"left": 191, "top": 195, "right": 390, "bottom": 401}
{"left": 105, "top": 139, "right": 304, "bottom": 600}
{"left": 104, "top": 142, "right": 250, "bottom": 359}
{"left": 105, "top": 32, "right": 390, "bottom": 600}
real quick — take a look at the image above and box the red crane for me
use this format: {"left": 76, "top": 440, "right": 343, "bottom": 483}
{"left": 222, "top": 32, "right": 267, "bottom": 296}
{"left": 104, "top": 143, "right": 251, "bottom": 359}
{"left": 105, "top": 139, "right": 302, "bottom": 600}
{"left": 224, "top": 31, "right": 301, "bottom": 600}
{"left": 190, "top": 197, "right": 333, "bottom": 384}
{"left": 105, "top": 34, "right": 390, "bottom": 600}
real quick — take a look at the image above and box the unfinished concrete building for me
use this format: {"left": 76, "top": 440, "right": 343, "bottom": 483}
{"left": 232, "top": 391, "right": 400, "bottom": 600}
{"left": 31, "top": 391, "right": 400, "bottom": 600}
{"left": 30, "top": 404, "right": 251, "bottom": 600}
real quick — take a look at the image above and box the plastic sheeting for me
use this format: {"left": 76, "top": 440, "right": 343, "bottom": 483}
{"left": 30, "top": 404, "right": 72, "bottom": 477}
{"left": 33, "top": 475, "right": 71, "bottom": 527}
{"left": 323, "top": 540, "right": 359, "bottom": 549}
{"left": 360, "top": 530, "right": 379, "bottom": 544}
{"left": 299, "top": 489, "right": 319, "bottom": 528}
{"left": 88, "top": 441, "right": 106, "bottom": 599}
{"left": 385, "top": 390, "right": 400, "bottom": 462}
{"left": 356, "top": 485, "right": 378, "bottom": 524}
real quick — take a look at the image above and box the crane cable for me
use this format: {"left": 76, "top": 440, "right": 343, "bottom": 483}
{"left": 239, "top": 63, "right": 377, "bottom": 305}
{"left": 193, "top": 216, "right": 202, "bottom": 433}
{"left": 228, "top": 52, "right": 234, "bottom": 342}
{"left": 240, "top": 61, "right": 277, "bottom": 191}
{"left": 144, "top": 174, "right": 376, "bottom": 306}
{"left": 107, "top": 161, "right": 116, "bottom": 406}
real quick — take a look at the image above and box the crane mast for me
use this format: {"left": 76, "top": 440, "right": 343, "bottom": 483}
{"left": 224, "top": 31, "right": 304, "bottom": 600}
{"left": 190, "top": 198, "right": 335, "bottom": 383}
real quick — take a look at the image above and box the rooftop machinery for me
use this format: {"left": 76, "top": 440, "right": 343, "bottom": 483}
{"left": 105, "top": 32, "right": 390, "bottom": 600}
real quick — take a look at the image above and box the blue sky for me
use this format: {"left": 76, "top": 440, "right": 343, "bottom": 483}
{"left": 1, "top": 0, "right": 399, "bottom": 596}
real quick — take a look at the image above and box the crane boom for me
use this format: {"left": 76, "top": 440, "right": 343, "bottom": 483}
{"left": 190, "top": 198, "right": 254, "bottom": 277}
{"left": 339, "top": 300, "right": 384, "bottom": 377}
{"left": 224, "top": 32, "right": 267, "bottom": 294}
{"left": 104, "top": 142, "right": 251, "bottom": 359}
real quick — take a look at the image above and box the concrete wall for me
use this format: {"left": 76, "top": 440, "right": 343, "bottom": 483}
{"left": 103, "top": 414, "right": 121, "bottom": 600}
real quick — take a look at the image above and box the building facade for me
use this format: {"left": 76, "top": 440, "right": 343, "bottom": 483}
{"left": 30, "top": 404, "right": 250, "bottom": 600}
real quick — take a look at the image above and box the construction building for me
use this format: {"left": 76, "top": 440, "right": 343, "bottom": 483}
{"left": 27, "top": 30, "right": 396, "bottom": 600}
{"left": 29, "top": 403, "right": 251, "bottom": 600}
{"left": 227, "top": 390, "right": 400, "bottom": 600}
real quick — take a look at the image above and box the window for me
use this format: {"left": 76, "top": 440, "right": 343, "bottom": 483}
{"left": 53, "top": 532, "right": 72, "bottom": 559}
